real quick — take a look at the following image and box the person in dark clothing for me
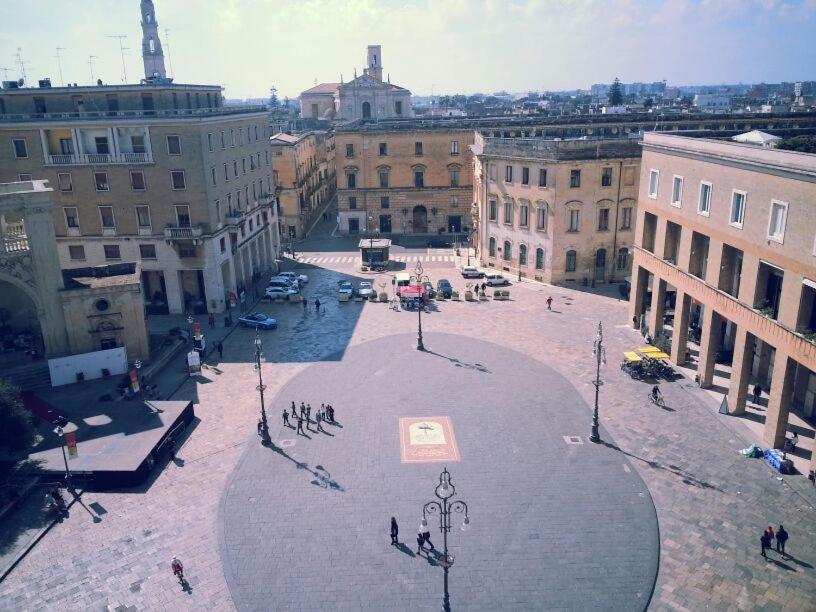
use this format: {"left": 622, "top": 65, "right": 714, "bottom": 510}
{"left": 217, "top": 342, "right": 223, "bottom": 359}
{"left": 283, "top": 409, "right": 290, "bottom": 428}
{"left": 306, "top": 404, "right": 311, "bottom": 423}
{"left": 291, "top": 401, "right": 297, "bottom": 417}
{"left": 776, "top": 525, "right": 788, "bottom": 555}
{"left": 296, "top": 415, "right": 305, "bottom": 435}
{"left": 422, "top": 529, "right": 434, "bottom": 550}
{"left": 167, "top": 435, "right": 176, "bottom": 460}
{"left": 546, "top": 296, "right": 553, "bottom": 310}
{"left": 761, "top": 531, "right": 769, "bottom": 559}
{"left": 753, "top": 384, "right": 762, "bottom": 404}
{"left": 302, "top": 298, "right": 308, "bottom": 312}
{"left": 390, "top": 517, "right": 399, "bottom": 545}
{"left": 314, "top": 297, "right": 321, "bottom": 313}
{"left": 300, "top": 402, "right": 306, "bottom": 419}
{"left": 328, "top": 404, "right": 335, "bottom": 422}
{"left": 416, "top": 533, "right": 425, "bottom": 555}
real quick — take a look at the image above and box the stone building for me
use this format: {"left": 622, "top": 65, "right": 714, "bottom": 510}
{"left": 333, "top": 121, "right": 474, "bottom": 237}
{"left": 629, "top": 133, "right": 816, "bottom": 470}
{"left": 271, "top": 131, "right": 335, "bottom": 239}
{"left": 0, "top": 2, "right": 279, "bottom": 315}
{"left": 299, "top": 45, "right": 412, "bottom": 121}
{"left": 472, "top": 134, "right": 641, "bottom": 285}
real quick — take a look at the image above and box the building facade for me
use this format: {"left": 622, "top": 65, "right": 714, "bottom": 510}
{"left": 629, "top": 134, "right": 816, "bottom": 471}
{"left": 473, "top": 134, "right": 641, "bottom": 285}
{"left": 271, "top": 131, "right": 335, "bottom": 239}
{"left": 333, "top": 122, "right": 474, "bottom": 237}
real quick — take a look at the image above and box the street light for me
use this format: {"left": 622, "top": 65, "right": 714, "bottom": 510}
{"left": 589, "top": 321, "right": 606, "bottom": 444}
{"left": 421, "top": 467, "right": 470, "bottom": 612}
{"left": 186, "top": 314, "right": 194, "bottom": 344}
{"left": 53, "top": 426, "right": 73, "bottom": 493}
{"left": 253, "top": 330, "right": 272, "bottom": 446}
{"left": 410, "top": 260, "right": 430, "bottom": 351}
{"left": 367, "top": 214, "right": 375, "bottom": 269}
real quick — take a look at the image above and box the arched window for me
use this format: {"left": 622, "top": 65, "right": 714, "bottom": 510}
{"left": 617, "top": 247, "right": 629, "bottom": 270}
{"left": 519, "top": 244, "right": 527, "bottom": 266}
{"left": 535, "top": 248, "right": 544, "bottom": 269}
{"left": 503, "top": 240, "right": 512, "bottom": 261}
{"left": 566, "top": 250, "right": 577, "bottom": 272}
{"left": 536, "top": 203, "right": 548, "bottom": 232}
{"left": 488, "top": 237, "right": 496, "bottom": 257}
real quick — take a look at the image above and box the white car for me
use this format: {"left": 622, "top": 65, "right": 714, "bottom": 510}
{"left": 276, "top": 271, "right": 309, "bottom": 285}
{"left": 485, "top": 272, "right": 509, "bottom": 286}
{"left": 356, "top": 281, "right": 374, "bottom": 297}
{"left": 338, "top": 280, "right": 354, "bottom": 296}
{"left": 461, "top": 266, "right": 484, "bottom": 279}
{"left": 264, "top": 286, "right": 298, "bottom": 299}
{"left": 270, "top": 275, "right": 300, "bottom": 289}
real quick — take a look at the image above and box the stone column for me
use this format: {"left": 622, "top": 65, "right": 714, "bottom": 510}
{"left": 763, "top": 353, "right": 796, "bottom": 449}
{"left": 164, "top": 269, "right": 184, "bottom": 314}
{"left": 647, "top": 278, "right": 667, "bottom": 337}
{"left": 757, "top": 341, "right": 774, "bottom": 387}
{"left": 697, "top": 309, "right": 721, "bottom": 388}
{"left": 737, "top": 254, "right": 760, "bottom": 306}
{"left": 652, "top": 217, "right": 667, "bottom": 260}
{"left": 670, "top": 291, "right": 691, "bottom": 365}
{"left": 676, "top": 227, "right": 694, "bottom": 273}
{"left": 629, "top": 264, "right": 650, "bottom": 329}
{"left": 704, "top": 238, "right": 723, "bottom": 286}
{"left": 726, "top": 328, "right": 753, "bottom": 415}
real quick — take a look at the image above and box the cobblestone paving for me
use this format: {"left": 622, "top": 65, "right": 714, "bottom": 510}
{"left": 0, "top": 253, "right": 814, "bottom": 611}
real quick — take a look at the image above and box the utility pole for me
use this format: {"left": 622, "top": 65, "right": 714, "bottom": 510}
{"left": 108, "top": 36, "right": 128, "bottom": 83}
{"left": 164, "top": 28, "right": 174, "bottom": 78}
{"left": 55, "top": 47, "right": 66, "bottom": 86}
{"left": 88, "top": 55, "right": 98, "bottom": 84}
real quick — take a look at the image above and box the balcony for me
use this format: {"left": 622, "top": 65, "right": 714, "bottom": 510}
{"left": 45, "top": 152, "right": 152, "bottom": 166}
{"left": 164, "top": 225, "right": 203, "bottom": 245}
{"left": 225, "top": 209, "right": 244, "bottom": 225}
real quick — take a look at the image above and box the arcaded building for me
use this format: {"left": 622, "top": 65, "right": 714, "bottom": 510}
{"left": 630, "top": 133, "right": 816, "bottom": 468}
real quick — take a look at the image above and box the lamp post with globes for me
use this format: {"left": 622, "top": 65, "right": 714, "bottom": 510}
{"left": 589, "top": 321, "right": 606, "bottom": 443}
{"left": 253, "top": 330, "right": 272, "bottom": 446}
{"left": 53, "top": 426, "right": 73, "bottom": 492}
{"left": 409, "top": 260, "right": 430, "bottom": 351}
{"left": 420, "top": 467, "right": 470, "bottom": 612}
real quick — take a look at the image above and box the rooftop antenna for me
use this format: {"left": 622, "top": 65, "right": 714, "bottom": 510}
{"left": 108, "top": 36, "right": 128, "bottom": 83}
{"left": 55, "top": 47, "right": 66, "bottom": 86}
{"left": 88, "top": 55, "right": 99, "bottom": 84}
{"left": 0, "top": 67, "right": 11, "bottom": 80}
{"left": 13, "top": 47, "right": 28, "bottom": 83}
{"left": 164, "top": 28, "right": 174, "bottom": 78}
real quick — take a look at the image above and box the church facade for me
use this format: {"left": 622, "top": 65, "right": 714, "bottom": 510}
{"left": 299, "top": 46, "right": 412, "bottom": 121}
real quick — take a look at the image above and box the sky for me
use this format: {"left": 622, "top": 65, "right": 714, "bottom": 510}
{"left": 1, "top": 0, "right": 815, "bottom": 99}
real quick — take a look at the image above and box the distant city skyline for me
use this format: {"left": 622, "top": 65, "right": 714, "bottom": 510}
{"left": 1, "top": 0, "right": 814, "bottom": 99}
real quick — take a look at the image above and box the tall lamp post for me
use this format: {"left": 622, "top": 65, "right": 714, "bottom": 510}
{"left": 367, "top": 214, "right": 375, "bottom": 268}
{"left": 410, "top": 260, "right": 430, "bottom": 351}
{"left": 253, "top": 330, "right": 272, "bottom": 446}
{"left": 54, "top": 426, "right": 73, "bottom": 492}
{"left": 421, "top": 467, "right": 470, "bottom": 612}
{"left": 134, "top": 359, "right": 143, "bottom": 400}
{"left": 186, "top": 314, "right": 194, "bottom": 344}
{"left": 589, "top": 321, "right": 606, "bottom": 443}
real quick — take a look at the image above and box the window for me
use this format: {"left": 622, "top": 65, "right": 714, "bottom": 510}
{"left": 220, "top": 131, "right": 226, "bottom": 149}
{"left": 175, "top": 205, "right": 191, "bottom": 227}
{"left": 166, "top": 135, "right": 182, "bottom": 155}
{"left": 223, "top": 163, "right": 229, "bottom": 181}
{"left": 729, "top": 190, "right": 746, "bottom": 228}
{"left": 215, "top": 199, "right": 221, "bottom": 222}
{"left": 505, "top": 165, "right": 513, "bottom": 183}
{"left": 535, "top": 248, "right": 544, "bottom": 269}
{"left": 68, "top": 245, "right": 85, "bottom": 260}
{"left": 395, "top": 100, "right": 403, "bottom": 115}
{"left": 522, "top": 167, "right": 530, "bottom": 185}
{"left": 450, "top": 195, "right": 459, "bottom": 207}
{"left": 94, "top": 172, "right": 109, "bottom": 191}
{"left": 623, "top": 166, "right": 636, "bottom": 186}
{"left": 415, "top": 142, "right": 423, "bottom": 156}
{"left": 233, "top": 161, "right": 238, "bottom": 178}
{"left": 220, "top": 237, "right": 226, "bottom": 253}
{"left": 648, "top": 170, "right": 659, "bottom": 198}
{"left": 12, "top": 138, "right": 28, "bottom": 158}
{"left": 171, "top": 170, "right": 186, "bottom": 190}
{"left": 768, "top": 200, "right": 788, "bottom": 243}
{"left": 130, "top": 171, "right": 146, "bottom": 191}
{"left": 503, "top": 241, "right": 512, "bottom": 261}
{"left": 349, "top": 196, "right": 357, "bottom": 210}
{"left": 669, "top": 175, "right": 683, "bottom": 207}
{"left": 207, "top": 133, "right": 214, "bottom": 152}
{"left": 379, "top": 169, "right": 389, "bottom": 188}
{"left": 346, "top": 143, "right": 354, "bottom": 158}
{"left": 449, "top": 169, "right": 460, "bottom": 187}
{"left": 347, "top": 172, "right": 356, "bottom": 189}
{"left": 380, "top": 196, "right": 390, "bottom": 209}
{"left": 617, "top": 248, "right": 629, "bottom": 270}
{"left": 103, "top": 244, "right": 121, "bottom": 260}
{"left": 18, "top": 173, "right": 32, "bottom": 181}
{"left": 698, "top": 181, "right": 712, "bottom": 215}
{"left": 99, "top": 206, "right": 115, "bottom": 229}
{"left": 489, "top": 164, "right": 497, "bottom": 182}
{"left": 211, "top": 167, "right": 217, "bottom": 187}
{"left": 489, "top": 199, "right": 498, "bottom": 221}
{"left": 242, "top": 158, "right": 247, "bottom": 174}
{"left": 519, "top": 244, "right": 527, "bottom": 266}
{"left": 379, "top": 142, "right": 387, "bottom": 156}
{"left": 598, "top": 208, "right": 609, "bottom": 231}
{"left": 504, "top": 201, "right": 513, "bottom": 225}
{"left": 178, "top": 243, "right": 197, "bottom": 258}
{"left": 33, "top": 96, "right": 46, "bottom": 114}
{"left": 570, "top": 169, "right": 581, "bottom": 188}
{"left": 135, "top": 205, "right": 151, "bottom": 228}
{"left": 64, "top": 207, "right": 79, "bottom": 228}
{"left": 566, "top": 250, "right": 577, "bottom": 272}
{"left": 94, "top": 137, "right": 110, "bottom": 155}
{"left": 538, "top": 168, "right": 547, "bottom": 187}
{"left": 139, "top": 244, "right": 157, "bottom": 259}
{"left": 568, "top": 209, "right": 580, "bottom": 232}
{"left": 414, "top": 170, "right": 424, "bottom": 188}
{"left": 602, "top": 167, "right": 613, "bottom": 187}
{"left": 450, "top": 140, "right": 459, "bottom": 155}
{"left": 59, "top": 138, "right": 74, "bottom": 155}
{"left": 489, "top": 237, "right": 496, "bottom": 257}
{"left": 519, "top": 203, "right": 529, "bottom": 227}
{"left": 230, "top": 129, "right": 235, "bottom": 147}
{"left": 536, "top": 206, "right": 547, "bottom": 231}
{"left": 620, "top": 207, "right": 633, "bottom": 230}
{"left": 58, "top": 172, "right": 73, "bottom": 192}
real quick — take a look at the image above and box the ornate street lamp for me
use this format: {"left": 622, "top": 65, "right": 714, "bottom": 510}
{"left": 589, "top": 321, "right": 606, "bottom": 443}
{"left": 421, "top": 467, "right": 470, "bottom": 612}
{"left": 253, "top": 330, "right": 272, "bottom": 446}
{"left": 186, "top": 314, "right": 194, "bottom": 344}
{"left": 410, "top": 260, "right": 430, "bottom": 351}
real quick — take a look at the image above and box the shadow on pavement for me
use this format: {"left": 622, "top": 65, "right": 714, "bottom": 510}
{"left": 423, "top": 349, "right": 490, "bottom": 374}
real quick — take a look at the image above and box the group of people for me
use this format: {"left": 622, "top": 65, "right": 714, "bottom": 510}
{"left": 282, "top": 401, "right": 336, "bottom": 435}
{"left": 389, "top": 518, "right": 435, "bottom": 556}
{"left": 760, "top": 525, "right": 789, "bottom": 559}
{"left": 302, "top": 298, "right": 322, "bottom": 313}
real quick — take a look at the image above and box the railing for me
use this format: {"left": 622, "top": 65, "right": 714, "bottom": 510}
{"left": 163, "top": 225, "right": 203, "bottom": 241}
{"left": 1, "top": 105, "right": 267, "bottom": 123}
{"left": 46, "top": 152, "right": 151, "bottom": 165}
{"left": 2, "top": 235, "right": 30, "bottom": 254}
{"left": 225, "top": 210, "right": 243, "bottom": 224}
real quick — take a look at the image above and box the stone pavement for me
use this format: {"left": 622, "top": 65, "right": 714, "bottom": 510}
{"left": 0, "top": 253, "right": 814, "bottom": 610}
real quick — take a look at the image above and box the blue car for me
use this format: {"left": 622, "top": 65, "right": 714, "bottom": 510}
{"left": 238, "top": 313, "right": 278, "bottom": 329}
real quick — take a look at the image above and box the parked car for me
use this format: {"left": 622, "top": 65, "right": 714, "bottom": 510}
{"left": 485, "top": 272, "right": 509, "bottom": 286}
{"left": 436, "top": 279, "right": 453, "bottom": 298}
{"left": 277, "top": 271, "right": 309, "bottom": 285}
{"left": 338, "top": 280, "right": 354, "bottom": 296}
{"left": 356, "top": 281, "right": 375, "bottom": 297}
{"left": 267, "top": 279, "right": 299, "bottom": 293}
{"left": 239, "top": 313, "right": 278, "bottom": 329}
{"left": 460, "top": 266, "right": 484, "bottom": 279}
{"left": 422, "top": 281, "right": 436, "bottom": 299}
{"left": 270, "top": 275, "right": 300, "bottom": 289}
{"left": 264, "top": 286, "right": 298, "bottom": 299}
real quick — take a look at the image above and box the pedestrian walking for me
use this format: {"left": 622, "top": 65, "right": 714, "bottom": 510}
{"left": 217, "top": 341, "right": 223, "bottom": 359}
{"left": 316, "top": 411, "right": 324, "bottom": 432}
{"left": 776, "top": 525, "right": 788, "bottom": 555}
{"left": 328, "top": 404, "right": 335, "bottom": 422}
{"left": 481, "top": 282, "right": 486, "bottom": 294}
{"left": 416, "top": 532, "right": 424, "bottom": 555}
{"left": 208, "top": 312, "right": 216, "bottom": 328}
{"left": 300, "top": 402, "right": 306, "bottom": 419}
{"left": 546, "top": 296, "right": 553, "bottom": 310}
{"left": 422, "top": 528, "right": 434, "bottom": 550}
{"left": 390, "top": 517, "right": 399, "bottom": 545}
{"left": 171, "top": 556, "right": 184, "bottom": 582}
{"left": 291, "top": 401, "right": 297, "bottom": 416}
{"left": 296, "top": 414, "right": 305, "bottom": 435}
{"left": 760, "top": 531, "right": 769, "bottom": 559}
{"left": 283, "top": 409, "right": 290, "bottom": 428}
{"left": 302, "top": 297, "right": 308, "bottom": 312}
{"left": 315, "top": 297, "right": 321, "bottom": 313}
{"left": 765, "top": 526, "right": 775, "bottom": 551}
{"left": 167, "top": 435, "right": 176, "bottom": 460}
{"left": 753, "top": 384, "right": 762, "bottom": 404}
{"left": 306, "top": 404, "right": 311, "bottom": 422}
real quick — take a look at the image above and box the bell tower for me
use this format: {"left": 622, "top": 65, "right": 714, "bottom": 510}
{"left": 141, "top": 0, "right": 167, "bottom": 80}
{"left": 366, "top": 45, "right": 383, "bottom": 82}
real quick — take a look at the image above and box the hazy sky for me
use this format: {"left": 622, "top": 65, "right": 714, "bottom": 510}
{"left": 1, "top": 0, "right": 815, "bottom": 99}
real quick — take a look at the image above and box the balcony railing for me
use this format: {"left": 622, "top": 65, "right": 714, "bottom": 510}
{"left": 45, "top": 152, "right": 152, "bottom": 166}
{"left": 164, "top": 225, "right": 203, "bottom": 243}
{"left": 1, "top": 235, "right": 30, "bottom": 254}
{"left": 1, "top": 105, "right": 267, "bottom": 123}
{"left": 225, "top": 209, "right": 244, "bottom": 224}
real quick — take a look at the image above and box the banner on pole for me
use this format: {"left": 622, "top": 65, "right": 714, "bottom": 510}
{"left": 65, "top": 431, "right": 78, "bottom": 457}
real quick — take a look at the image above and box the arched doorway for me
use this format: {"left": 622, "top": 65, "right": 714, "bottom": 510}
{"left": 0, "top": 277, "right": 45, "bottom": 361}
{"left": 412, "top": 205, "right": 428, "bottom": 233}
{"left": 595, "top": 249, "right": 607, "bottom": 281}
{"left": 362, "top": 101, "right": 371, "bottom": 119}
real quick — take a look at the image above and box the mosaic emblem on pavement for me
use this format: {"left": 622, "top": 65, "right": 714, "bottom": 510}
{"left": 399, "top": 416, "right": 460, "bottom": 463}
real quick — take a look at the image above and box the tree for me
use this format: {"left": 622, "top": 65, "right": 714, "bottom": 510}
{"left": 644, "top": 97, "right": 654, "bottom": 109}
{"left": 609, "top": 77, "right": 624, "bottom": 106}
{"left": 776, "top": 135, "right": 816, "bottom": 154}
{"left": 0, "top": 379, "right": 35, "bottom": 453}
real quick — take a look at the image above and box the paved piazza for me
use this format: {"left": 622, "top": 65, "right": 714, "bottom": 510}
{"left": 0, "top": 245, "right": 815, "bottom": 611}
